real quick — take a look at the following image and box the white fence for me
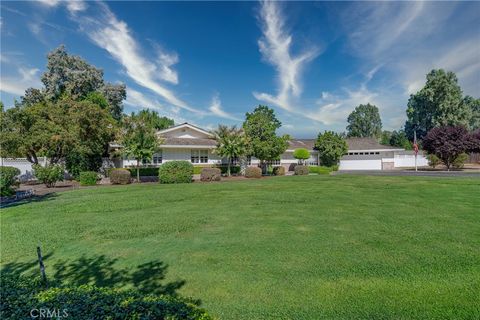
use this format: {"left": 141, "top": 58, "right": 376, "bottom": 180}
{"left": 0, "top": 157, "right": 47, "bottom": 181}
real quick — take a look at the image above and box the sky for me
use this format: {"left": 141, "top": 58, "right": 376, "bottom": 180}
{"left": 1, "top": 1, "right": 479, "bottom": 137}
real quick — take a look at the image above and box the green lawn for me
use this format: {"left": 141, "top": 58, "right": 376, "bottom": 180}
{"left": 1, "top": 175, "right": 479, "bottom": 319}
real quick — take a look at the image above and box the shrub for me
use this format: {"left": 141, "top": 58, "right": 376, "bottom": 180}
{"left": 110, "top": 169, "right": 131, "bottom": 185}
{"left": 126, "top": 167, "right": 160, "bottom": 177}
{"left": 0, "top": 273, "right": 212, "bottom": 320}
{"left": 308, "top": 166, "right": 332, "bottom": 175}
{"left": 0, "top": 166, "right": 21, "bottom": 196}
{"left": 293, "top": 148, "right": 310, "bottom": 164}
{"left": 200, "top": 168, "right": 221, "bottom": 182}
{"left": 218, "top": 165, "right": 241, "bottom": 175}
{"left": 272, "top": 166, "right": 285, "bottom": 176}
{"left": 245, "top": 166, "right": 262, "bottom": 178}
{"left": 294, "top": 165, "right": 309, "bottom": 175}
{"left": 452, "top": 153, "right": 468, "bottom": 169}
{"left": 32, "top": 164, "right": 64, "bottom": 188}
{"left": 79, "top": 171, "right": 98, "bottom": 186}
{"left": 315, "top": 131, "right": 348, "bottom": 166}
{"left": 193, "top": 165, "right": 212, "bottom": 174}
{"left": 427, "top": 154, "right": 441, "bottom": 168}
{"left": 158, "top": 161, "right": 193, "bottom": 184}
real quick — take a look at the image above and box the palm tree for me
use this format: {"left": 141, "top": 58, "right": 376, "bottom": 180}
{"left": 121, "top": 113, "right": 162, "bottom": 182}
{"left": 212, "top": 125, "right": 247, "bottom": 176}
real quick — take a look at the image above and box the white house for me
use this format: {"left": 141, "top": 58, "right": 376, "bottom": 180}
{"left": 112, "top": 122, "right": 428, "bottom": 171}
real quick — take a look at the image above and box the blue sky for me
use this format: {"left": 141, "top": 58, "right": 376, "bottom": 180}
{"left": 1, "top": 1, "right": 479, "bottom": 137}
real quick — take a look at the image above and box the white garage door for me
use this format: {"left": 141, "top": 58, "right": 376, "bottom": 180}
{"left": 339, "top": 159, "right": 382, "bottom": 170}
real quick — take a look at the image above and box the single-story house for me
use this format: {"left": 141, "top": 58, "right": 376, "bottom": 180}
{"left": 112, "top": 122, "right": 428, "bottom": 171}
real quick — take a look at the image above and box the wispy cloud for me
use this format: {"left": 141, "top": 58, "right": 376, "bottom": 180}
{"left": 208, "top": 94, "right": 241, "bottom": 121}
{"left": 0, "top": 67, "right": 41, "bottom": 96}
{"left": 124, "top": 88, "right": 186, "bottom": 123}
{"left": 253, "top": 1, "right": 320, "bottom": 111}
{"left": 308, "top": 85, "right": 378, "bottom": 126}
{"left": 72, "top": 2, "right": 201, "bottom": 114}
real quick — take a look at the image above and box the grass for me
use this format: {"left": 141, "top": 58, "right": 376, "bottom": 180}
{"left": 1, "top": 175, "right": 479, "bottom": 319}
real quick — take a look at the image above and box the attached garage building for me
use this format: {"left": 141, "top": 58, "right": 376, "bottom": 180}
{"left": 338, "top": 138, "right": 427, "bottom": 171}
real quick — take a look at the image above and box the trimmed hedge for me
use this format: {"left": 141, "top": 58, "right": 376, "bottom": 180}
{"left": 0, "top": 166, "right": 20, "bottom": 196}
{"left": 79, "top": 171, "right": 98, "bottom": 186}
{"left": 32, "top": 164, "right": 64, "bottom": 188}
{"left": 308, "top": 165, "right": 338, "bottom": 175}
{"left": 200, "top": 168, "right": 221, "bottom": 182}
{"left": 245, "top": 166, "right": 262, "bottom": 178}
{"left": 110, "top": 169, "right": 131, "bottom": 185}
{"left": 0, "top": 273, "right": 212, "bottom": 320}
{"left": 294, "top": 165, "right": 309, "bottom": 175}
{"left": 272, "top": 166, "right": 285, "bottom": 176}
{"left": 159, "top": 161, "right": 193, "bottom": 184}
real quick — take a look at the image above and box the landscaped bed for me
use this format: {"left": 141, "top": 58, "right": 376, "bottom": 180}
{"left": 1, "top": 175, "right": 479, "bottom": 319}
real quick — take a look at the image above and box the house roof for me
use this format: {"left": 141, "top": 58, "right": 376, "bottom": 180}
{"left": 287, "top": 139, "right": 316, "bottom": 150}
{"left": 286, "top": 137, "right": 404, "bottom": 152}
{"left": 346, "top": 138, "right": 403, "bottom": 151}
{"left": 156, "top": 122, "right": 213, "bottom": 137}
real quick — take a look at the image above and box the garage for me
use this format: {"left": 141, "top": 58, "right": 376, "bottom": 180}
{"left": 339, "top": 159, "right": 382, "bottom": 170}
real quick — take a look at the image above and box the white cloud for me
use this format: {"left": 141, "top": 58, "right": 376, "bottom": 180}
{"left": 340, "top": 2, "right": 479, "bottom": 97}
{"left": 0, "top": 67, "right": 41, "bottom": 96}
{"left": 253, "top": 1, "right": 320, "bottom": 111}
{"left": 28, "top": 22, "right": 41, "bottom": 35}
{"left": 308, "top": 86, "right": 378, "bottom": 126}
{"left": 124, "top": 88, "right": 186, "bottom": 123}
{"left": 36, "top": 0, "right": 61, "bottom": 7}
{"left": 66, "top": 1, "right": 87, "bottom": 14}
{"left": 208, "top": 94, "right": 241, "bottom": 121}
{"left": 73, "top": 3, "right": 201, "bottom": 114}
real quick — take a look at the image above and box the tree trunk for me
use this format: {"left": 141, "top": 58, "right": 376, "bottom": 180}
{"left": 136, "top": 159, "right": 140, "bottom": 183}
{"left": 227, "top": 159, "right": 231, "bottom": 177}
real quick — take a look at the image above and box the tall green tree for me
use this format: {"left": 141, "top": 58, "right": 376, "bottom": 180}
{"left": 380, "top": 130, "right": 392, "bottom": 146}
{"left": 346, "top": 103, "right": 382, "bottom": 138}
{"left": 212, "top": 125, "right": 246, "bottom": 176}
{"left": 29, "top": 45, "right": 126, "bottom": 120}
{"left": 136, "top": 110, "right": 174, "bottom": 130}
{"left": 243, "top": 105, "right": 289, "bottom": 173}
{"left": 0, "top": 96, "right": 115, "bottom": 171}
{"left": 314, "top": 131, "right": 348, "bottom": 167}
{"left": 463, "top": 96, "right": 480, "bottom": 130}
{"left": 120, "top": 112, "right": 161, "bottom": 182}
{"left": 389, "top": 130, "right": 412, "bottom": 150}
{"left": 405, "top": 69, "right": 471, "bottom": 140}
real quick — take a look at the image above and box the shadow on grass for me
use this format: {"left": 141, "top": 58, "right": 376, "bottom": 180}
{"left": 0, "top": 193, "right": 58, "bottom": 209}
{"left": 1, "top": 252, "right": 186, "bottom": 297}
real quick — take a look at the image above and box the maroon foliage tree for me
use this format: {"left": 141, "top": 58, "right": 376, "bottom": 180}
{"left": 422, "top": 126, "right": 471, "bottom": 170}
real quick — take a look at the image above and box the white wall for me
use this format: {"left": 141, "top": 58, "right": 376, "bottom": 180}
{"left": 121, "top": 148, "right": 221, "bottom": 167}
{"left": 394, "top": 154, "right": 428, "bottom": 168}
{"left": 339, "top": 159, "right": 382, "bottom": 170}
{"left": 0, "top": 157, "right": 47, "bottom": 181}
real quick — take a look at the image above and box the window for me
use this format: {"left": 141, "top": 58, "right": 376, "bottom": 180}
{"left": 191, "top": 149, "right": 208, "bottom": 163}
{"left": 153, "top": 151, "right": 162, "bottom": 164}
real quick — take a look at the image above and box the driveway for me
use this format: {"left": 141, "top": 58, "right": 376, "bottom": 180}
{"left": 334, "top": 170, "right": 480, "bottom": 178}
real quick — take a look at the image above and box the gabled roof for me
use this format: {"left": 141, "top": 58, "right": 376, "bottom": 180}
{"left": 346, "top": 138, "right": 404, "bottom": 151}
{"left": 287, "top": 139, "right": 316, "bottom": 150}
{"left": 286, "top": 137, "right": 404, "bottom": 152}
{"left": 156, "top": 122, "right": 213, "bottom": 137}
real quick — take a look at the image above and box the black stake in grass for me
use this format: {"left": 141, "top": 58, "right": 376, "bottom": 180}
{"left": 37, "top": 245, "right": 48, "bottom": 288}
